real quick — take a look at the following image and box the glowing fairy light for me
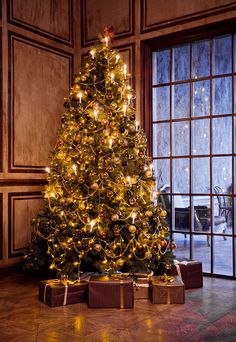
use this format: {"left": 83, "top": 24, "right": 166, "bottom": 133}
{"left": 116, "top": 54, "right": 120, "bottom": 63}
{"left": 124, "top": 64, "right": 127, "bottom": 79}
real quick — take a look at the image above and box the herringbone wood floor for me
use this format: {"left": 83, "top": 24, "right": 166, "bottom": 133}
{"left": 0, "top": 267, "right": 236, "bottom": 342}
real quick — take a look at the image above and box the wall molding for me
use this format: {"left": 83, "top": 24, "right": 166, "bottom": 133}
{"left": 141, "top": 0, "right": 236, "bottom": 33}
{"left": 0, "top": 27, "right": 2, "bottom": 173}
{"left": 8, "top": 191, "right": 43, "bottom": 258}
{"left": 0, "top": 193, "right": 2, "bottom": 260}
{"left": 7, "top": 0, "right": 74, "bottom": 46}
{"left": 8, "top": 32, "right": 73, "bottom": 173}
{"left": 0, "top": 179, "right": 47, "bottom": 186}
{"left": 81, "top": 0, "right": 135, "bottom": 47}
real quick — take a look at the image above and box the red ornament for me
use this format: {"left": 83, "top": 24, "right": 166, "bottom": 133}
{"left": 161, "top": 240, "right": 167, "bottom": 248}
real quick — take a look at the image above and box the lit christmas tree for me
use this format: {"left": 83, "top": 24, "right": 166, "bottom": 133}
{"left": 25, "top": 29, "right": 175, "bottom": 279}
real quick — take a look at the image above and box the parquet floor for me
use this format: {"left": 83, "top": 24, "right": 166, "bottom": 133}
{"left": 0, "top": 268, "right": 236, "bottom": 342}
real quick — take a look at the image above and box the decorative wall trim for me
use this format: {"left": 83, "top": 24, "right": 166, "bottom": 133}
{"left": 141, "top": 0, "right": 236, "bottom": 33}
{"left": 7, "top": 0, "right": 74, "bottom": 46}
{"left": 0, "top": 28, "right": 2, "bottom": 173}
{"left": 81, "top": 0, "right": 135, "bottom": 47}
{"left": 0, "top": 193, "right": 3, "bottom": 260}
{"left": 8, "top": 32, "right": 73, "bottom": 173}
{"left": 8, "top": 191, "right": 43, "bottom": 258}
{"left": 113, "top": 42, "right": 136, "bottom": 88}
{"left": 0, "top": 179, "right": 47, "bottom": 186}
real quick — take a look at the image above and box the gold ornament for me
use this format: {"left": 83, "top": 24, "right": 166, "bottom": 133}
{"left": 94, "top": 244, "right": 102, "bottom": 252}
{"left": 160, "top": 210, "right": 167, "bottom": 218}
{"left": 78, "top": 202, "right": 86, "bottom": 210}
{"left": 107, "top": 190, "right": 114, "bottom": 198}
{"left": 87, "top": 136, "right": 94, "bottom": 144}
{"left": 91, "top": 183, "right": 99, "bottom": 190}
{"left": 116, "top": 258, "right": 125, "bottom": 267}
{"left": 145, "top": 170, "right": 152, "bottom": 178}
{"left": 78, "top": 176, "right": 84, "bottom": 184}
{"left": 101, "top": 119, "right": 109, "bottom": 126}
{"left": 145, "top": 210, "right": 153, "bottom": 217}
{"left": 128, "top": 225, "right": 136, "bottom": 234}
{"left": 145, "top": 251, "right": 152, "bottom": 260}
{"left": 112, "top": 214, "right": 119, "bottom": 221}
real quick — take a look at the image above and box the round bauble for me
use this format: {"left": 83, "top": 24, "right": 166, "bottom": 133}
{"left": 170, "top": 242, "right": 177, "bottom": 250}
{"left": 160, "top": 210, "right": 167, "bottom": 218}
{"left": 81, "top": 75, "right": 87, "bottom": 81}
{"left": 145, "top": 251, "right": 152, "bottom": 260}
{"left": 129, "top": 198, "right": 136, "bottom": 205}
{"left": 101, "top": 119, "right": 109, "bottom": 126}
{"left": 116, "top": 258, "right": 125, "bottom": 267}
{"left": 78, "top": 202, "right": 86, "bottom": 210}
{"left": 78, "top": 176, "right": 84, "bottom": 184}
{"left": 119, "top": 126, "right": 126, "bottom": 133}
{"left": 94, "top": 244, "right": 102, "bottom": 252}
{"left": 91, "top": 183, "right": 99, "bottom": 190}
{"left": 145, "top": 210, "right": 153, "bottom": 217}
{"left": 128, "top": 225, "right": 136, "bottom": 234}
{"left": 107, "top": 190, "right": 114, "bottom": 198}
{"left": 122, "top": 160, "right": 128, "bottom": 167}
{"left": 161, "top": 240, "right": 167, "bottom": 248}
{"left": 112, "top": 214, "right": 119, "bottom": 221}
{"left": 87, "top": 136, "right": 94, "bottom": 144}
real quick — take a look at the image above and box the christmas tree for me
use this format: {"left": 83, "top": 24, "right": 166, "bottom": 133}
{"left": 25, "top": 29, "right": 175, "bottom": 279}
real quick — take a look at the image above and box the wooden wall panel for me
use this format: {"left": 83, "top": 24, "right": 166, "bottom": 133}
{"left": 81, "top": 0, "right": 134, "bottom": 46}
{"left": 0, "top": 193, "right": 2, "bottom": 260}
{"left": 115, "top": 43, "right": 135, "bottom": 87}
{"left": 141, "top": 0, "right": 236, "bottom": 32}
{"left": 8, "top": 33, "right": 73, "bottom": 173}
{"left": 8, "top": 0, "right": 73, "bottom": 45}
{"left": 0, "top": 27, "right": 2, "bottom": 173}
{"left": 8, "top": 192, "right": 44, "bottom": 257}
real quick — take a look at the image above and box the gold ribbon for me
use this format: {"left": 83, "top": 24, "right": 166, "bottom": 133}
{"left": 157, "top": 274, "right": 174, "bottom": 283}
{"left": 120, "top": 280, "right": 124, "bottom": 309}
{"left": 110, "top": 273, "right": 130, "bottom": 280}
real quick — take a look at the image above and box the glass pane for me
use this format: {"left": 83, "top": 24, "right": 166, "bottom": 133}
{"left": 212, "top": 195, "right": 228, "bottom": 236}
{"left": 213, "top": 77, "right": 232, "bottom": 115}
{"left": 172, "top": 83, "right": 190, "bottom": 119}
{"left": 192, "top": 80, "right": 210, "bottom": 117}
{"left": 192, "top": 119, "right": 210, "bottom": 155}
{"left": 152, "top": 86, "right": 170, "bottom": 121}
{"left": 173, "top": 195, "right": 190, "bottom": 232}
{"left": 172, "top": 233, "right": 190, "bottom": 259}
{"left": 212, "top": 117, "right": 232, "bottom": 154}
{"left": 172, "top": 44, "right": 190, "bottom": 81}
{"left": 152, "top": 123, "right": 170, "bottom": 157}
{"left": 172, "top": 121, "right": 189, "bottom": 156}
{"left": 212, "top": 156, "right": 232, "bottom": 195}
{"left": 172, "top": 158, "right": 189, "bottom": 193}
{"left": 152, "top": 49, "right": 170, "bottom": 85}
{"left": 193, "top": 196, "right": 211, "bottom": 233}
{"left": 192, "top": 235, "right": 211, "bottom": 272}
{"left": 235, "top": 34, "right": 236, "bottom": 72}
{"left": 153, "top": 159, "right": 170, "bottom": 190}
{"left": 234, "top": 76, "right": 236, "bottom": 114}
{"left": 192, "top": 39, "right": 210, "bottom": 78}
{"left": 213, "top": 236, "right": 232, "bottom": 276}
{"left": 192, "top": 158, "right": 210, "bottom": 194}
{"left": 213, "top": 34, "right": 232, "bottom": 75}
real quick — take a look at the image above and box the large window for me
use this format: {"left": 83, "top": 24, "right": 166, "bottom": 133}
{"left": 149, "top": 28, "right": 236, "bottom": 277}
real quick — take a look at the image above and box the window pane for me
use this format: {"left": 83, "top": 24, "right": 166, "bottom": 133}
{"left": 172, "top": 44, "right": 190, "bottom": 81}
{"left": 172, "top": 83, "right": 190, "bottom": 119}
{"left": 153, "top": 159, "right": 170, "bottom": 190}
{"left": 172, "top": 158, "right": 190, "bottom": 193}
{"left": 173, "top": 195, "right": 190, "bottom": 232}
{"left": 192, "top": 39, "right": 210, "bottom": 78}
{"left": 212, "top": 156, "right": 232, "bottom": 194}
{"left": 193, "top": 196, "right": 211, "bottom": 233}
{"left": 192, "top": 80, "right": 210, "bottom": 117}
{"left": 152, "top": 49, "right": 170, "bottom": 85}
{"left": 173, "top": 233, "right": 190, "bottom": 259}
{"left": 213, "top": 236, "right": 232, "bottom": 276}
{"left": 192, "top": 119, "right": 210, "bottom": 155}
{"left": 212, "top": 195, "right": 229, "bottom": 235}
{"left": 212, "top": 117, "right": 232, "bottom": 154}
{"left": 192, "top": 158, "right": 210, "bottom": 194}
{"left": 234, "top": 76, "right": 236, "bottom": 114}
{"left": 213, "top": 34, "right": 232, "bottom": 75}
{"left": 172, "top": 121, "right": 189, "bottom": 156}
{"left": 152, "top": 123, "right": 170, "bottom": 157}
{"left": 152, "top": 86, "right": 170, "bottom": 121}
{"left": 192, "top": 235, "right": 211, "bottom": 272}
{"left": 213, "top": 77, "right": 232, "bottom": 115}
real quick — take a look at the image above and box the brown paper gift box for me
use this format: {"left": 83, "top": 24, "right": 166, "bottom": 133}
{"left": 133, "top": 278, "right": 150, "bottom": 299}
{"left": 39, "top": 279, "right": 88, "bottom": 307}
{"left": 150, "top": 276, "right": 185, "bottom": 304}
{"left": 174, "top": 259, "right": 203, "bottom": 289}
{"left": 88, "top": 275, "right": 134, "bottom": 308}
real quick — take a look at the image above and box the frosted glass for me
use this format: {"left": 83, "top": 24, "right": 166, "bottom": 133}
{"left": 172, "top": 83, "right": 190, "bottom": 119}
{"left": 192, "top": 39, "right": 210, "bottom": 78}
{"left": 153, "top": 159, "right": 170, "bottom": 190}
{"left": 192, "top": 119, "right": 210, "bottom": 155}
{"left": 152, "top": 49, "right": 170, "bottom": 85}
{"left": 192, "top": 80, "right": 210, "bottom": 117}
{"left": 212, "top": 156, "right": 232, "bottom": 194}
{"left": 212, "top": 117, "right": 232, "bottom": 154}
{"left": 172, "top": 158, "right": 190, "bottom": 193}
{"left": 213, "top": 77, "right": 232, "bottom": 115}
{"left": 213, "top": 34, "right": 232, "bottom": 75}
{"left": 173, "top": 44, "right": 190, "bottom": 81}
{"left": 192, "top": 158, "right": 210, "bottom": 194}
{"left": 152, "top": 86, "right": 170, "bottom": 121}
{"left": 214, "top": 236, "right": 232, "bottom": 276}
{"left": 172, "top": 121, "right": 189, "bottom": 156}
{"left": 152, "top": 123, "right": 170, "bottom": 157}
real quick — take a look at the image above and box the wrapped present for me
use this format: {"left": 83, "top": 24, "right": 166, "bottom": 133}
{"left": 88, "top": 275, "right": 134, "bottom": 308}
{"left": 133, "top": 276, "right": 150, "bottom": 299}
{"left": 174, "top": 259, "right": 203, "bottom": 289}
{"left": 39, "top": 279, "right": 88, "bottom": 307}
{"left": 150, "top": 275, "right": 185, "bottom": 304}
